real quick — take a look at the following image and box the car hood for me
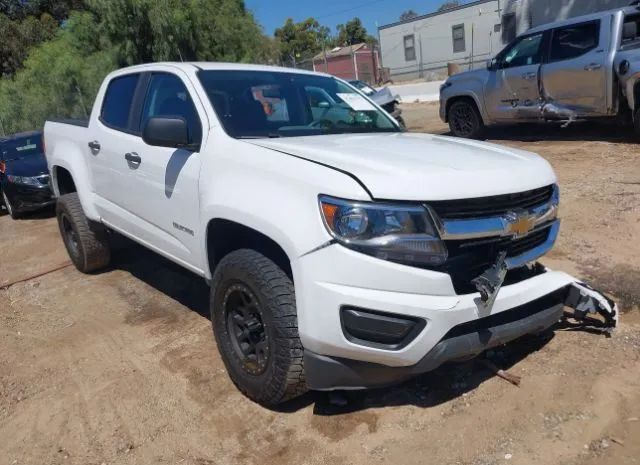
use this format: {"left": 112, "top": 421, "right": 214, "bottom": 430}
{"left": 4, "top": 153, "right": 48, "bottom": 177}
{"left": 247, "top": 132, "right": 556, "bottom": 201}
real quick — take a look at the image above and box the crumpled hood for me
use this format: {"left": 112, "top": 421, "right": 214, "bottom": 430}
{"left": 246, "top": 132, "right": 556, "bottom": 201}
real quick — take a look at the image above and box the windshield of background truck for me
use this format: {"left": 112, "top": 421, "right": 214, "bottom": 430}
{"left": 198, "top": 70, "right": 399, "bottom": 138}
{"left": 0, "top": 136, "right": 43, "bottom": 161}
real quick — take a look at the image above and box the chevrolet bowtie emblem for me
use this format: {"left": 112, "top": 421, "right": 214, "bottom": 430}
{"left": 505, "top": 211, "right": 536, "bottom": 237}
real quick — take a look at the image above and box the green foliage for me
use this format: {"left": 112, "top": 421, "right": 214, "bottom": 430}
{"left": 0, "top": 12, "right": 117, "bottom": 134}
{"left": 335, "top": 17, "right": 376, "bottom": 47}
{"left": 437, "top": 0, "right": 462, "bottom": 12}
{"left": 0, "top": 12, "right": 58, "bottom": 76}
{"left": 274, "top": 17, "right": 331, "bottom": 63}
{"left": 0, "top": 0, "right": 273, "bottom": 134}
{"left": 400, "top": 10, "right": 419, "bottom": 21}
{"left": 87, "top": 0, "right": 271, "bottom": 65}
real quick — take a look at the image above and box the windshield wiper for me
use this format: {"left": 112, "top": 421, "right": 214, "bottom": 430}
{"left": 238, "top": 133, "right": 282, "bottom": 139}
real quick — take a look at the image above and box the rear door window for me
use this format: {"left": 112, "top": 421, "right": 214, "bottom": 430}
{"left": 101, "top": 74, "right": 140, "bottom": 131}
{"left": 549, "top": 21, "right": 600, "bottom": 62}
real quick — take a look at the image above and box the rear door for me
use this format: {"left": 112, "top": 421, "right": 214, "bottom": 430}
{"left": 88, "top": 72, "right": 145, "bottom": 223}
{"left": 540, "top": 19, "right": 607, "bottom": 116}
{"left": 485, "top": 31, "right": 548, "bottom": 121}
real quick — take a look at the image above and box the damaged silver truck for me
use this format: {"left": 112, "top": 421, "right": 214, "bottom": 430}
{"left": 440, "top": 4, "right": 640, "bottom": 138}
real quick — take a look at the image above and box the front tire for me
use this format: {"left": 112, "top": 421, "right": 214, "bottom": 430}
{"left": 448, "top": 99, "right": 485, "bottom": 139}
{"left": 2, "top": 190, "right": 21, "bottom": 219}
{"left": 56, "top": 193, "right": 111, "bottom": 273}
{"left": 210, "top": 249, "right": 306, "bottom": 406}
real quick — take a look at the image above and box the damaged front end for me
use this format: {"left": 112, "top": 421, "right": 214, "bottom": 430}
{"left": 430, "top": 183, "right": 618, "bottom": 333}
{"left": 471, "top": 253, "right": 619, "bottom": 333}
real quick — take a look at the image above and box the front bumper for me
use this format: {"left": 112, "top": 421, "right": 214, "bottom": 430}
{"left": 305, "top": 289, "right": 565, "bottom": 390}
{"left": 3, "top": 182, "right": 55, "bottom": 212}
{"left": 295, "top": 243, "right": 615, "bottom": 390}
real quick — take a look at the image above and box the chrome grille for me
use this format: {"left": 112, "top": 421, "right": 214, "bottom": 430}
{"left": 428, "top": 185, "right": 555, "bottom": 220}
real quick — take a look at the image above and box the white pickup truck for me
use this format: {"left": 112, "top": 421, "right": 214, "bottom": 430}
{"left": 44, "top": 63, "right": 617, "bottom": 406}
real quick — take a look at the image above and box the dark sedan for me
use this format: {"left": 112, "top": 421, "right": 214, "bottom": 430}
{"left": 0, "top": 131, "right": 54, "bottom": 219}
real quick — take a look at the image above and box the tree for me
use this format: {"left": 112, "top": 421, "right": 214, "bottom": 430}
{"left": 437, "top": 0, "right": 461, "bottom": 12}
{"left": 0, "top": 12, "right": 118, "bottom": 134}
{"left": 400, "top": 10, "right": 418, "bottom": 21}
{"left": 274, "top": 17, "right": 330, "bottom": 63}
{"left": 0, "top": 12, "right": 58, "bottom": 76}
{"left": 86, "top": 0, "right": 268, "bottom": 65}
{"left": 335, "top": 17, "right": 376, "bottom": 46}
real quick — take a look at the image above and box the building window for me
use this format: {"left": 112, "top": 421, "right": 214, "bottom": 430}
{"left": 404, "top": 34, "right": 416, "bottom": 61}
{"left": 452, "top": 24, "right": 465, "bottom": 53}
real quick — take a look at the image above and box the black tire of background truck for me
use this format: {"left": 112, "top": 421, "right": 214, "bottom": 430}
{"left": 448, "top": 99, "right": 486, "bottom": 139}
{"left": 210, "top": 249, "right": 307, "bottom": 406}
{"left": 56, "top": 193, "right": 111, "bottom": 273}
{"left": 634, "top": 107, "right": 640, "bottom": 138}
{"left": 2, "top": 190, "right": 21, "bottom": 219}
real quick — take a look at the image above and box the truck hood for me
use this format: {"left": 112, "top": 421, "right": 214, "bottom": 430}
{"left": 247, "top": 132, "right": 556, "bottom": 201}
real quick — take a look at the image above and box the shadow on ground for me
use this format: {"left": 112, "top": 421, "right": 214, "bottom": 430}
{"left": 483, "top": 121, "right": 636, "bottom": 144}
{"left": 107, "top": 235, "right": 615, "bottom": 415}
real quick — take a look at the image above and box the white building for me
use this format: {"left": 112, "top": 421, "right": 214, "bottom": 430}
{"left": 378, "top": 0, "right": 504, "bottom": 81}
{"left": 379, "top": 0, "right": 634, "bottom": 82}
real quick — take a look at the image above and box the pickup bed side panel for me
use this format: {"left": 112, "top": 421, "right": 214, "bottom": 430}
{"left": 45, "top": 121, "right": 100, "bottom": 220}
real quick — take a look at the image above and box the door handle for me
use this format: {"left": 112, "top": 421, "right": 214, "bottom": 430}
{"left": 124, "top": 152, "right": 141, "bottom": 165}
{"left": 584, "top": 63, "right": 602, "bottom": 71}
{"left": 522, "top": 72, "right": 537, "bottom": 80}
{"left": 88, "top": 140, "right": 101, "bottom": 151}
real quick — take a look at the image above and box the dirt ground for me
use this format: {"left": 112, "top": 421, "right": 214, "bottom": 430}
{"left": 1, "top": 104, "right": 639, "bottom": 465}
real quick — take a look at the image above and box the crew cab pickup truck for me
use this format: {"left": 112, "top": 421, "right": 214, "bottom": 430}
{"left": 440, "top": 5, "right": 640, "bottom": 138}
{"left": 45, "top": 63, "right": 617, "bottom": 406}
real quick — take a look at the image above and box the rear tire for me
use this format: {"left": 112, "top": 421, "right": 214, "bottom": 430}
{"left": 2, "top": 190, "right": 21, "bottom": 219}
{"left": 210, "top": 249, "right": 306, "bottom": 406}
{"left": 56, "top": 193, "right": 111, "bottom": 273}
{"left": 448, "top": 99, "right": 485, "bottom": 139}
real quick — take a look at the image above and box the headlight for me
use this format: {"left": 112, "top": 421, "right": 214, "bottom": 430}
{"left": 319, "top": 195, "right": 448, "bottom": 266}
{"left": 7, "top": 175, "right": 42, "bottom": 186}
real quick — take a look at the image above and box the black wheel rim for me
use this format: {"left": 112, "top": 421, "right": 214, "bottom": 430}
{"left": 451, "top": 104, "right": 477, "bottom": 137}
{"left": 61, "top": 214, "right": 79, "bottom": 256}
{"left": 224, "top": 284, "right": 269, "bottom": 376}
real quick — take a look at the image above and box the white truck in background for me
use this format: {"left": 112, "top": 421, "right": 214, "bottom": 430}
{"left": 44, "top": 62, "right": 617, "bottom": 406}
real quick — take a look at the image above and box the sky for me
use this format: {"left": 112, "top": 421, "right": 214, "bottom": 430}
{"left": 245, "top": 0, "right": 468, "bottom": 37}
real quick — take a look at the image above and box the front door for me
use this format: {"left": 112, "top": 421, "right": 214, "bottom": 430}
{"left": 485, "top": 31, "right": 547, "bottom": 121}
{"left": 121, "top": 71, "right": 207, "bottom": 272}
{"left": 540, "top": 19, "right": 608, "bottom": 116}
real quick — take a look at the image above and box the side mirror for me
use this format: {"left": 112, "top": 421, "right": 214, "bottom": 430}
{"left": 142, "top": 116, "right": 190, "bottom": 149}
{"left": 487, "top": 58, "right": 498, "bottom": 71}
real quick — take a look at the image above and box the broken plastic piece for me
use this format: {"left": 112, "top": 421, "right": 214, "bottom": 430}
{"left": 472, "top": 251, "right": 508, "bottom": 309}
{"left": 564, "top": 281, "right": 618, "bottom": 331}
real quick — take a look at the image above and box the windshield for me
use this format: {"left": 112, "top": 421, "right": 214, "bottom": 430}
{"left": 197, "top": 70, "right": 399, "bottom": 138}
{"left": 0, "top": 135, "right": 43, "bottom": 161}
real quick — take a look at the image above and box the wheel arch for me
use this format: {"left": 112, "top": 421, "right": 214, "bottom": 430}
{"left": 205, "top": 218, "right": 293, "bottom": 280}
